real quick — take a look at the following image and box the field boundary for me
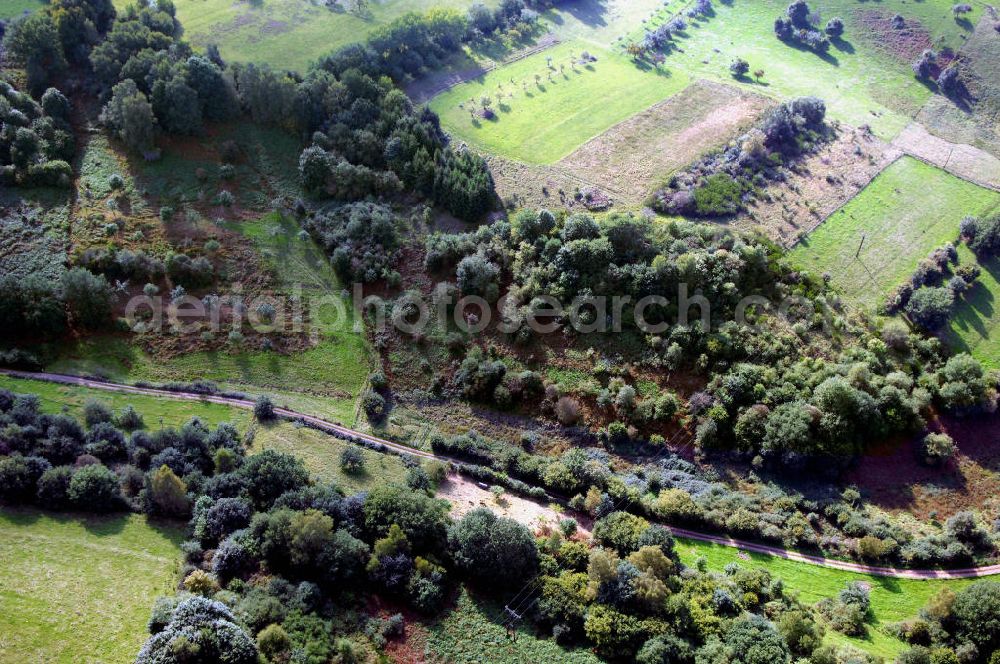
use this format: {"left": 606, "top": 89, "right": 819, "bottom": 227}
{"left": 4, "top": 368, "right": 1000, "bottom": 580}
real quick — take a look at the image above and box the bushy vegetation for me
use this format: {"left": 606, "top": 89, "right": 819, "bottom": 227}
{"left": 774, "top": 1, "right": 831, "bottom": 54}
{"left": 0, "top": 79, "right": 75, "bottom": 187}
{"left": 651, "top": 97, "right": 830, "bottom": 217}
{"left": 894, "top": 582, "right": 1000, "bottom": 664}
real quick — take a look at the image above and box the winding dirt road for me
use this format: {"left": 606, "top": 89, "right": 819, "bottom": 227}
{"left": 3, "top": 368, "right": 999, "bottom": 580}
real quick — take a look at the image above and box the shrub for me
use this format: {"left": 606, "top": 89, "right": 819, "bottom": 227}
{"left": 340, "top": 446, "right": 366, "bottom": 474}
{"left": 919, "top": 433, "right": 956, "bottom": 467}
{"left": 693, "top": 174, "right": 743, "bottom": 216}
{"left": 83, "top": 399, "right": 113, "bottom": 427}
{"left": 253, "top": 395, "right": 276, "bottom": 421}
{"left": 906, "top": 287, "right": 954, "bottom": 331}
{"left": 555, "top": 396, "right": 581, "bottom": 425}
{"left": 362, "top": 391, "right": 387, "bottom": 423}
{"left": 67, "top": 464, "right": 123, "bottom": 512}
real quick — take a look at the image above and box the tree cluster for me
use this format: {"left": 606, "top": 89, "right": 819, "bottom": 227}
{"left": 774, "top": 1, "right": 831, "bottom": 53}
{"left": 0, "top": 80, "right": 75, "bottom": 187}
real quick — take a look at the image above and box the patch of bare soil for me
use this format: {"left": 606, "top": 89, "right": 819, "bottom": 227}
{"left": 846, "top": 413, "right": 1000, "bottom": 522}
{"left": 440, "top": 473, "right": 593, "bottom": 536}
{"left": 736, "top": 126, "right": 902, "bottom": 245}
{"left": 855, "top": 10, "right": 934, "bottom": 63}
{"left": 559, "top": 80, "right": 774, "bottom": 202}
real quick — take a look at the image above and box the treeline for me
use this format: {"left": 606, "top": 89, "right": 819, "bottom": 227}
{"left": 432, "top": 428, "right": 996, "bottom": 569}
{"left": 0, "top": 267, "right": 115, "bottom": 340}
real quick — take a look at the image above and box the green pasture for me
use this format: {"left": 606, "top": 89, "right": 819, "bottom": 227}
{"left": 0, "top": 0, "right": 43, "bottom": 19}
{"left": 0, "top": 508, "right": 183, "bottom": 664}
{"left": 944, "top": 243, "right": 1000, "bottom": 370}
{"left": 636, "top": 0, "right": 984, "bottom": 140}
{"left": 431, "top": 41, "right": 689, "bottom": 163}
{"left": 789, "top": 157, "right": 1000, "bottom": 308}
{"left": 108, "top": 0, "right": 495, "bottom": 74}
{"left": 0, "top": 374, "right": 251, "bottom": 429}
{"left": 250, "top": 421, "right": 410, "bottom": 494}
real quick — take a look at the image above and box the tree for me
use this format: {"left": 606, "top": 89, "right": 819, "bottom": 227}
{"left": 238, "top": 449, "right": 309, "bottom": 509}
{"left": 450, "top": 507, "right": 539, "bottom": 585}
{"left": 363, "top": 484, "right": 450, "bottom": 553}
{"left": 36, "top": 466, "right": 74, "bottom": 507}
{"left": 254, "top": 395, "right": 276, "bottom": 421}
{"left": 101, "top": 79, "right": 157, "bottom": 153}
{"left": 62, "top": 268, "right": 113, "bottom": 330}
{"left": 825, "top": 17, "right": 844, "bottom": 37}
{"left": 3, "top": 13, "right": 66, "bottom": 93}
{"left": 592, "top": 511, "right": 650, "bottom": 555}
{"left": 340, "top": 446, "right": 365, "bottom": 474}
{"left": 148, "top": 465, "right": 190, "bottom": 517}
{"left": 787, "top": 0, "right": 810, "bottom": 27}
{"left": 136, "top": 597, "right": 258, "bottom": 664}
{"left": 151, "top": 75, "right": 202, "bottom": 135}
{"left": 725, "top": 613, "right": 791, "bottom": 664}
{"left": 948, "top": 582, "right": 1000, "bottom": 652}
{"left": 730, "top": 58, "right": 750, "bottom": 78}
{"left": 906, "top": 287, "right": 954, "bottom": 330}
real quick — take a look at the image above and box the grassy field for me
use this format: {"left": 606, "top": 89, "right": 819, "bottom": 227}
{"left": 789, "top": 157, "right": 1000, "bottom": 308}
{"left": 250, "top": 421, "right": 409, "bottom": 494}
{"left": 0, "top": 508, "right": 183, "bottom": 664}
{"left": 0, "top": 374, "right": 251, "bottom": 429}
{"left": 633, "top": 0, "right": 984, "bottom": 141}
{"left": 0, "top": 0, "right": 43, "bottom": 19}
{"left": 426, "top": 588, "right": 603, "bottom": 663}
{"left": 430, "top": 42, "right": 690, "bottom": 164}
{"left": 944, "top": 244, "right": 1000, "bottom": 370}
{"left": 106, "top": 0, "right": 495, "bottom": 73}
{"left": 674, "top": 536, "right": 973, "bottom": 659}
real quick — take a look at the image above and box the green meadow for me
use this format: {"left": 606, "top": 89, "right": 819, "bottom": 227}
{"left": 675, "top": 537, "right": 974, "bottom": 659}
{"left": 637, "top": 0, "right": 984, "bottom": 140}
{"left": 0, "top": 508, "right": 183, "bottom": 664}
{"left": 109, "top": 0, "right": 495, "bottom": 73}
{"left": 790, "top": 157, "right": 1000, "bottom": 308}
{"left": 431, "top": 42, "right": 690, "bottom": 164}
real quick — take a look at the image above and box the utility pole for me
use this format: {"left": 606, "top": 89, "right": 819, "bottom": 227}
{"left": 855, "top": 233, "right": 866, "bottom": 259}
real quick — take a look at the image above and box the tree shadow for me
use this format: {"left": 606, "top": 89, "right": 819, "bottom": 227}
{"left": 955, "top": 17, "right": 974, "bottom": 31}
{"left": 552, "top": 0, "right": 610, "bottom": 30}
{"left": 831, "top": 37, "right": 855, "bottom": 54}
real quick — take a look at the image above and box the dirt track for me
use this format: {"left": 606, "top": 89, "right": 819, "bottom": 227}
{"left": 3, "top": 368, "right": 999, "bottom": 580}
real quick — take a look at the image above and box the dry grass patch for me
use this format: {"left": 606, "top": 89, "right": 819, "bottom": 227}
{"left": 917, "top": 14, "right": 1000, "bottom": 160}
{"left": 738, "top": 127, "right": 901, "bottom": 245}
{"left": 558, "top": 80, "right": 773, "bottom": 203}
{"left": 892, "top": 122, "right": 1000, "bottom": 191}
